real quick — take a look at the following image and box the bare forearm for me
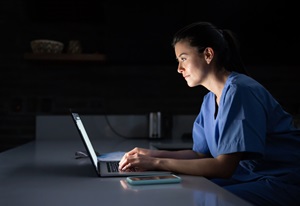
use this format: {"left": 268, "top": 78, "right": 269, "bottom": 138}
{"left": 152, "top": 149, "right": 206, "bottom": 159}
{"left": 154, "top": 153, "right": 242, "bottom": 178}
{"left": 155, "top": 158, "right": 222, "bottom": 177}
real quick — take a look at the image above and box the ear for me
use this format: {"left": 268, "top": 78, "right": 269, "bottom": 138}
{"left": 204, "top": 47, "right": 214, "bottom": 64}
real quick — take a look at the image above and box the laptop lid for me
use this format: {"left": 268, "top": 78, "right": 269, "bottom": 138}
{"left": 71, "top": 112, "right": 100, "bottom": 176}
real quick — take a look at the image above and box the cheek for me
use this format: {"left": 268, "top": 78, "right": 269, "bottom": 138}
{"left": 184, "top": 61, "right": 193, "bottom": 71}
{"left": 188, "top": 63, "right": 201, "bottom": 76}
{"left": 192, "top": 59, "right": 208, "bottom": 74}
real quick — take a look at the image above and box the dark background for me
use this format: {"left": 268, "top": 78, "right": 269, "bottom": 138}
{"left": 1, "top": 0, "right": 300, "bottom": 151}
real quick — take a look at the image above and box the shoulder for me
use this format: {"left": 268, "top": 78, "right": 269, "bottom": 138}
{"left": 227, "top": 72, "right": 260, "bottom": 88}
{"left": 223, "top": 72, "right": 279, "bottom": 110}
{"left": 225, "top": 72, "right": 267, "bottom": 96}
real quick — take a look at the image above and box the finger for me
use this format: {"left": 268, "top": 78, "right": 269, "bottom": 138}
{"left": 118, "top": 159, "right": 125, "bottom": 170}
{"left": 119, "top": 152, "right": 129, "bottom": 165}
{"left": 120, "top": 162, "right": 132, "bottom": 171}
{"left": 118, "top": 156, "right": 129, "bottom": 170}
{"left": 119, "top": 157, "right": 125, "bottom": 165}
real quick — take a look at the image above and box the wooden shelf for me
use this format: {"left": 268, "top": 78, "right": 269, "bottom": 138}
{"left": 24, "top": 53, "right": 107, "bottom": 62}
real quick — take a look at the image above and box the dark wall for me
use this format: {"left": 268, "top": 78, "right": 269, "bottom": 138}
{"left": 1, "top": 0, "right": 300, "bottom": 152}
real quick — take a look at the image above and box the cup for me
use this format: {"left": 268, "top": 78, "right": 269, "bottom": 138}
{"left": 149, "top": 112, "right": 161, "bottom": 138}
{"left": 67, "top": 40, "right": 82, "bottom": 54}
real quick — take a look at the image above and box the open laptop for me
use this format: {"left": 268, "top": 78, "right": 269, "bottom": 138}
{"left": 70, "top": 112, "right": 171, "bottom": 177}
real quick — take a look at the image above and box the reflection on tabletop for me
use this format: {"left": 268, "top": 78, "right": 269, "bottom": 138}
{"left": 120, "top": 179, "right": 253, "bottom": 206}
{"left": 119, "top": 179, "right": 182, "bottom": 192}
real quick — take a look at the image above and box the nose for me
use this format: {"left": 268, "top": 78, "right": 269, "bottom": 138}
{"left": 177, "top": 63, "right": 183, "bottom": 73}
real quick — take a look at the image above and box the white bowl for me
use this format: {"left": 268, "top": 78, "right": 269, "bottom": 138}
{"left": 31, "top": 39, "right": 64, "bottom": 54}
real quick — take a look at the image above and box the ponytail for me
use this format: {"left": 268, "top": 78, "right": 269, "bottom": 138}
{"left": 222, "top": 29, "right": 248, "bottom": 75}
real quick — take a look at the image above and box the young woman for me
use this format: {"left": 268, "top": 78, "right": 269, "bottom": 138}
{"left": 118, "top": 22, "right": 300, "bottom": 205}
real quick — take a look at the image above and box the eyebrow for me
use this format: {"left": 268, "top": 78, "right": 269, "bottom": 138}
{"left": 178, "top": 53, "right": 187, "bottom": 58}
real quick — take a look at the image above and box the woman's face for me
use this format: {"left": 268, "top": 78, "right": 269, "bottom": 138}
{"left": 174, "top": 41, "right": 209, "bottom": 87}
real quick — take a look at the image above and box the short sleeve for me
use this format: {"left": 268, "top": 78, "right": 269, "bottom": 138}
{"left": 216, "top": 84, "right": 266, "bottom": 158}
{"left": 192, "top": 112, "right": 210, "bottom": 155}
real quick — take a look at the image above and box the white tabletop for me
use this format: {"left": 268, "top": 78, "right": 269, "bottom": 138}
{"left": 0, "top": 138, "right": 253, "bottom": 206}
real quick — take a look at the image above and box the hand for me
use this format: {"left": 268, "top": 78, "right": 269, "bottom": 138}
{"left": 118, "top": 147, "right": 156, "bottom": 171}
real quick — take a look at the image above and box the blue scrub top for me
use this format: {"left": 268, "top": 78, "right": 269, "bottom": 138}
{"left": 193, "top": 72, "right": 300, "bottom": 182}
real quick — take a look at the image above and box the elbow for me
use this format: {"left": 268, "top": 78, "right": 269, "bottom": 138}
{"left": 209, "top": 164, "right": 237, "bottom": 179}
{"left": 212, "top": 153, "right": 242, "bottom": 178}
{"left": 218, "top": 163, "right": 237, "bottom": 178}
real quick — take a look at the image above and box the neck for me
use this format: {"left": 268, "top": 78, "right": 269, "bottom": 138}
{"left": 206, "top": 68, "right": 231, "bottom": 105}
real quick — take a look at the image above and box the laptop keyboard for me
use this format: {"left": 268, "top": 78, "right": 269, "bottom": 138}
{"left": 106, "top": 161, "right": 120, "bottom": 173}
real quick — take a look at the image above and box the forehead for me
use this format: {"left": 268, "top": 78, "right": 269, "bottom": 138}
{"left": 175, "top": 40, "right": 197, "bottom": 55}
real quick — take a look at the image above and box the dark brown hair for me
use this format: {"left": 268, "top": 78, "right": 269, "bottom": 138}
{"left": 172, "top": 22, "right": 248, "bottom": 75}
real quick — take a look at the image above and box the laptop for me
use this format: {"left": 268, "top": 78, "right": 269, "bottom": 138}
{"left": 70, "top": 112, "right": 171, "bottom": 177}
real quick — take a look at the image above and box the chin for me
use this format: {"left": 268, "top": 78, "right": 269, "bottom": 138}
{"left": 187, "top": 82, "right": 196, "bottom": 87}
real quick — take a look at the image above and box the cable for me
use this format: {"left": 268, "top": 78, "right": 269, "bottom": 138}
{"left": 103, "top": 114, "right": 149, "bottom": 139}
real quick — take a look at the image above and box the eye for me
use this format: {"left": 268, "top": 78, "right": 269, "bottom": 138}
{"left": 176, "top": 55, "right": 187, "bottom": 62}
{"left": 180, "top": 57, "right": 186, "bottom": 62}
